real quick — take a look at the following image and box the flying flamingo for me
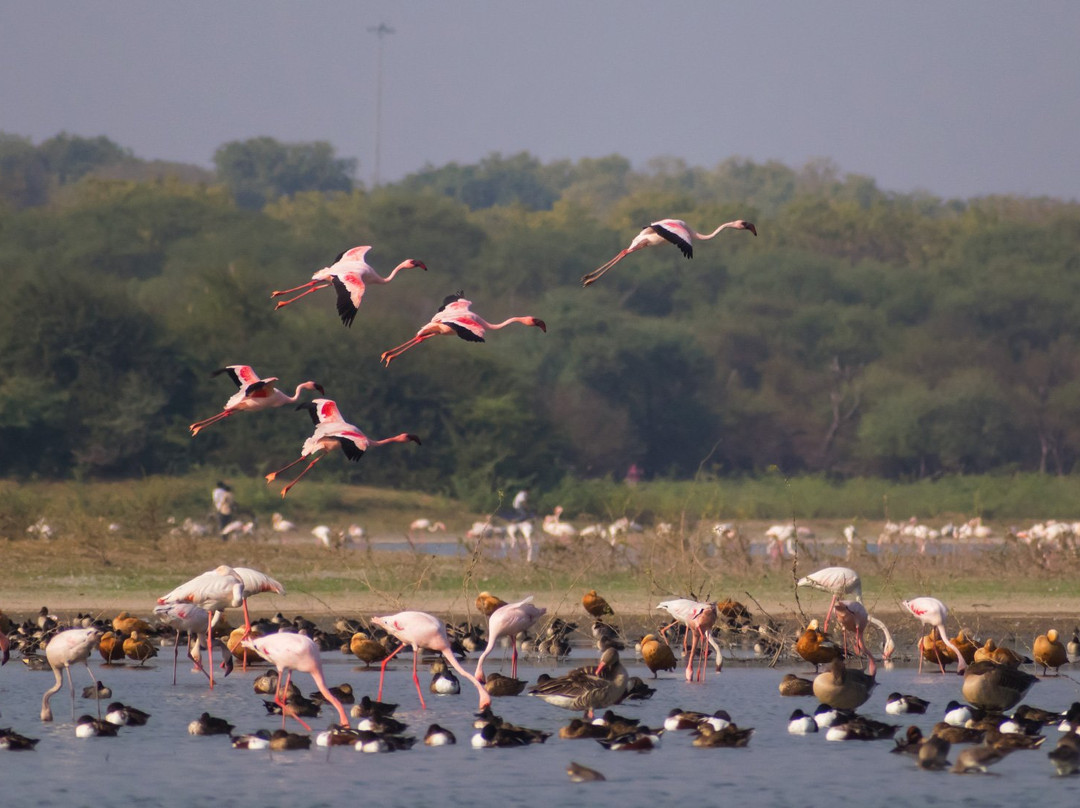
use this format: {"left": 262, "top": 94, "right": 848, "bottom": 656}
{"left": 475, "top": 596, "right": 547, "bottom": 682}
{"left": 656, "top": 598, "right": 724, "bottom": 678}
{"left": 264, "top": 399, "right": 420, "bottom": 498}
{"left": 271, "top": 246, "right": 427, "bottom": 327}
{"left": 40, "top": 627, "right": 103, "bottom": 722}
{"left": 370, "top": 611, "right": 491, "bottom": 711}
{"left": 796, "top": 566, "right": 862, "bottom": 631}
{"left": 241, "top": 632, "right": 349, "bottom": 731}
{"left": 902, "top": 597, "right": 966, "bottom": 674}
{"left": 380, "top": 292, "right": 546, "bottom": 367}
{"left": 581, "top": 218, "right": 757, "bottom": 287}
{"left": 188, "top": 365, "right": 325, "bottom": 436}
{"left": 157, "top": 565, "right": 246, "bottom": 688}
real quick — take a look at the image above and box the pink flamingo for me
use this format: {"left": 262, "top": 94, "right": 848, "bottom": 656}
{"left": 796, "top": 566, "right": 862, "bottom": 631}
{"left": 157, "top": 565, "right": 246, "bottom": 688}
{"left": 241, "top": 632, "right": 349, "bottom": 731}
{"left": 0, "top": 629, "right": 8, "bottom": 665}
{"left": 271, "top": 246, "right": 427, "bottom": 327}
{"left": 380, "top": 293, "right": 546, "bottom": 367}
{"left": 656, "top": 599, "right": 723, "bottom": 679}
{"left": 265, "top": 399, "right": 420, "bottom": 498}
{"left": 474, "top": 596, "right": 546, "bottom": 682}
{"left": 40, "top": 627, "right": 103, "bottom": 722}
{"left": 371, "top": 611, "right": 491, "bottom": 710}
{"left": 153, "top": 601, "right": 220, "bottom": 685}
{"left": 902, "top": 597, "right": 966, "bottom": 674}
{"left": 581, "top": 218, "right": 756, "bottom": 287}
{"left": 189, "top": 365, "right": 324, "bottom": 436}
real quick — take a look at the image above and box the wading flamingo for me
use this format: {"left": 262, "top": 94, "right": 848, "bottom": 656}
{"left": 656, "top": 598, "right": 724, "bottom": 678}
{"left": 189, "top": 365, "right": 324, "bottom": 436}
{"left": 40, "top": 628, "right": 103, "bottom": 722}
{"left": 475, "top": 596, "right": 546, "bottom": 682}
{"left": 153, "top": 601, "right": 219, "bottom": 685}
{"left": 902, "top": 597, "right": 966, "bottom": 674}
{"left": 157, "top": 565, "right": 246, "bottom": 688}
{"left": 241, "top": 633, "right": 349, "bottom": 731}
{"left": 371, "top": 611, "right": 491, "bottom": 711}
{"left": 380, "top": 293, "right": 545, "bottom": 367}
{"left": 796, "top": 566, "right": 862, "bottom": 631}
{"left": 265, "top": 399, "right": 420, "bottom": 498}
{"left": 581, "top": 218, "right": 756, "bottom": 287}
{"left": 271, "top": 246, "right": 427, "bottom": 327}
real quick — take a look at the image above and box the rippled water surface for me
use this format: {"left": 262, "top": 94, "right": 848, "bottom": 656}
{"left": 2, "top": 648, "right": 1079, "bottom": 808}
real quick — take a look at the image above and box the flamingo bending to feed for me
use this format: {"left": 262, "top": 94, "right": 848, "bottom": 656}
{"left": 656, "top": 598, "right": 724, "bottom": 678}
{"left": 902, "top": 597, "right": 967, "bottom": 674}
{"left": 189, "top": 365, "right": 324, "bottom": 436}
{"left": 475, "top": 596, "right": 547, "bottom": 682}
{"left": 265, "top": 398, "right": 420, "bottom": 498}
{"left": 271, "top": 246, "right": 427, "bottom": 327}
{"left": 581, "top": 218, "right": 756, "bottom": 287}
{"left": 40, "top": 628, "right": 103, "bottom": 722}
{"left": 796, "top": 566, "right": 862, "bottom": 631}
{"left": 371, "top": 611, "right": 491, "bottom": 711}
{"left": 153, "top": 601, "right": 221, "bottom": 685}
{"left": 157, "top": 565, "right": 246, "bottom": 688}
{"left": 241, "top": 633, "right": 349, "bottom": 731}
{"left": 380, "top": 292, "right": 545, "bottom": 367}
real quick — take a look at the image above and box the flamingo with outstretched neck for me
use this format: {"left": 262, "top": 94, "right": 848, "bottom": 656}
{"left": 380, "top": 293, "right": 545, "bottom": 366}
{"left": 189, "top": 365, "right": 324, "bottom": 436}
{"left": 581, "top": 218, "right": 756, "bottom": 287}
{"left": 475, "top": 596, "right": 546, "bottom": 682}
{"left": 40, "top": 627, "right": 103, "bottom": 722}
{"left": 371, "top": 611, "right": 491, "bottom": 710}
{"left": 271, "top": 246, "right": 427, "bottom": 327}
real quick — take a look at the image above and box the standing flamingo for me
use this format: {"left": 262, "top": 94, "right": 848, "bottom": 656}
{"left": 265, "top": 399, "right": 420, "bottom": 498}
{"left": 581, "top": 218, "right": 756, "bottom": 287}
{"left": 156, "top": 565, "right": 246, "bottom": 688}
{"left": 380, "top": 292, "right": 546, "bottom": 367}
{"left": 153, "top": 601, "right": 219, "bottom": 685}
{"left": 656, "top": 599, "right": 723, "bottom": 677}
{"left": 475, "top": 596, "right": 547, "bottom": 682}
{"left": 40, "top": 627, "right": 103, "bottom": 722}
{"left": 370, "top": 611, "right": 491, "bottom": 710}
{"left": 241, "top": 633, "right": 349, "bottom": 731}
{"left": 796, "top": 566, "right": 863, "bottom": 631}
{"left": 188, "top": 365, "right": 325, "bottom": 436}
{"left": 271, "top": 246, "right": 427, "bottom": 327}
{"left": 902, "top": 597, "right": 967, "bottom": 674}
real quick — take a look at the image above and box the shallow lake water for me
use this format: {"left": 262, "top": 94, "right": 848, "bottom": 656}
{"left": 2, "top": 647, "right": 1079, "bottom": 808}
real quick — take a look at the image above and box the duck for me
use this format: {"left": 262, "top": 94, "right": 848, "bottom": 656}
{"left": 82, "top": 682, "right": 112, "bottom": 700}
{"left": 931, "top": 721, "right": 986, "bottom": 745}
{"left": 962, "top": 660, "right": 1038, "bottom": 712}
{"left": 566, "top": 761, "right": 606, "bottom": 782}
{"left": 1033, "top": 629, "right": 1069, "bottom": 676}
{"left": 475, "top": 591, "right": 508, "bottom": 617}
{"left": 943, "top": 699, "right": 982, "bottom": 727}
{"left": 75, "top": 715, "right": 119, "bottom": 738}
{"left": 813, "top": 703, "right": 856, "bottom": 729}
{"left": 269, "top": 729, "right": 311, "bottom": 750}
{"left": 973, "top": 638, "right": 1028, "bottom": 668}
{"left": 423, "top": 723, "right": 457, "bottom": 746}
{"left": 472, "top": 721, "right": 550, "bottom": 748}
{"left": 1057, "top": 702, "right": 1080, "bottom": 733}
{"left": 353, "top": 729, "right": 416, "bottom": 753}
{"left": 917, "top": 735, "right": 952, "bottom": 770}
{"left": 1067, "top": 630, "right": 1080, "bottom": 660}
{"left": 188, "top": 712, "right": 235, "bottom": 736}
{"left": 104, "top": 702, "right": 150, "bottom": 726}
{"left": 582, "top": 590, "right": 614, "bottom": 618}
{"left": 779, "top": 673, "right": 814, "bottom": 697}
{"left": 593, "top": 709, "right": 641, "bottom": 737}
{"left": 354, "top": 714, "right": 408, "bottom": 735}
{"left": 787, "top": 709, "right": 818, "bottom": 735}
{"left": 885, "top": 692, "right": 930, "bottom": 715}
{"left": 263, "top": 694, "right": 321, "bottom": 718}
{"left": 351, "top": 695, "right": 397, "bottom": 719}
{"left": 349, "top": 632, "right": 390, "bottom": 667}
{"left": 795, "top": 620, "right": 842, "bottom": 670}
{"left": 528, "top": 647, "right": 628, "bottom": 718}
{"left": 308, "top": 682, "right": 354, "bottom": 705}
{"left": 813, "top": 656, "right": 877, "bottom": 710}
{"left": 951, "top": 744, "right": 1011, "bottom": 773}
{"left": 691, "top": 722, "right": 752, "bottom": 748}
{"left": 560, "top": 718, "right": 611, "bottom": 740}
{"left": 639, "top": 634, "right": 677, "bottom": 677}
{"left": 253, "top": 671, "right": 300, "bottom": 699}
{"left": 825, "top": 716, "right": 899, "bottom": 742}
{"left": 983, "top": 726, "right": 1045, "bottom": 751}
{"left": 0, "top": 728, "right": 39, "bottom": 750}
{"left": 231, "top": 729, "right": 272, "bottom": 749}
{"left": 1011, "top": 704, "right": 1063, "bottom": 727}
{"left": 1048, "top": 734, "right": 1080, "bottom": 776}
{"left": 112, "top": 611, "right": 153, "bottom": 635}
{"left": 123, "top": 631, "right": 157, "bottom": 665}
{"left": 891, "top": 725, "right": 924, "bottom": 755}
{"left": 664, "top": 708, "right": 710, "bottom": 731}
{"left": 483, "top": 672, "right": 527, "bottom": 697}
{"left": 98, "top": 631, "right": 126, "bottom": 664}
{"left": 622, "top": 677, "right": 656, "bottom": 701}
{"left": 600, "top": 727, "right": 664, "bottom": 751}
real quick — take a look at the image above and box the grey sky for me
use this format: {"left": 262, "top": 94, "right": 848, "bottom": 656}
{"left": 2, "top": 1, "right": 1078, "bottom": 200}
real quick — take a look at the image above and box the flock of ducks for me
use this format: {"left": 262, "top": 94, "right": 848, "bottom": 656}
{"left": 2, "top": 561, "right": 1080, "bottom": 783}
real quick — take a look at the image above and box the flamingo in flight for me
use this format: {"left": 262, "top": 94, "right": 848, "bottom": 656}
{"left": 189, "top": 365, "right": 324, "bottom": 436}
{"left": 271, "top": 246, "right": 427, "bottom": 327}
{"left": 581, "top": 218, "right": 756, "bottom": 287}
{"left": 380, "top": 292, "right": 546, "bottom": 367}
{"left": 371, "top": 611, "right": 491, "bottom": 711}
{"left": 241, "top": 632, "right": 349, "bottom": 731}
{"left": 264, "top": 398, "right": 420, "bottom": 498}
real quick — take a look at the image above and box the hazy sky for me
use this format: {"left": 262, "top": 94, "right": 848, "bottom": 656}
{"left": 3, "top": 1, "right": 1078, "bottom": 200}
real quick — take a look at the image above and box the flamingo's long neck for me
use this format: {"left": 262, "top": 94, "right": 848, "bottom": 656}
{"left": 486, "top": 316, "right": 532, "bottom": 330}
{"left": 40, "top": 665, "right": 64, "bottom": 721}
{"left": 938, "top": 625, "right": 966, "bottom": 672}
{"left": 440, "top": 648, "right": 491, "bottom": 709}
{"left": 310, "top": 668, "right": 349, "bottom": 726}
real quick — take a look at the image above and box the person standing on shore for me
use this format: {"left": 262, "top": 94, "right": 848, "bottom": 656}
{"left": 212, "top": 482, "right": 235, "bottom": 539}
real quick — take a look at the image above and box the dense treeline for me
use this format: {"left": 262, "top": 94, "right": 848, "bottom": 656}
{"left": 2, "top": 132, "right": 1080, "bottom": 504}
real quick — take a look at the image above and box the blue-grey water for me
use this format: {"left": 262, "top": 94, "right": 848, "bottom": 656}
{"left": 2, "top": 647, "right": 1079, "bottom": 808}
